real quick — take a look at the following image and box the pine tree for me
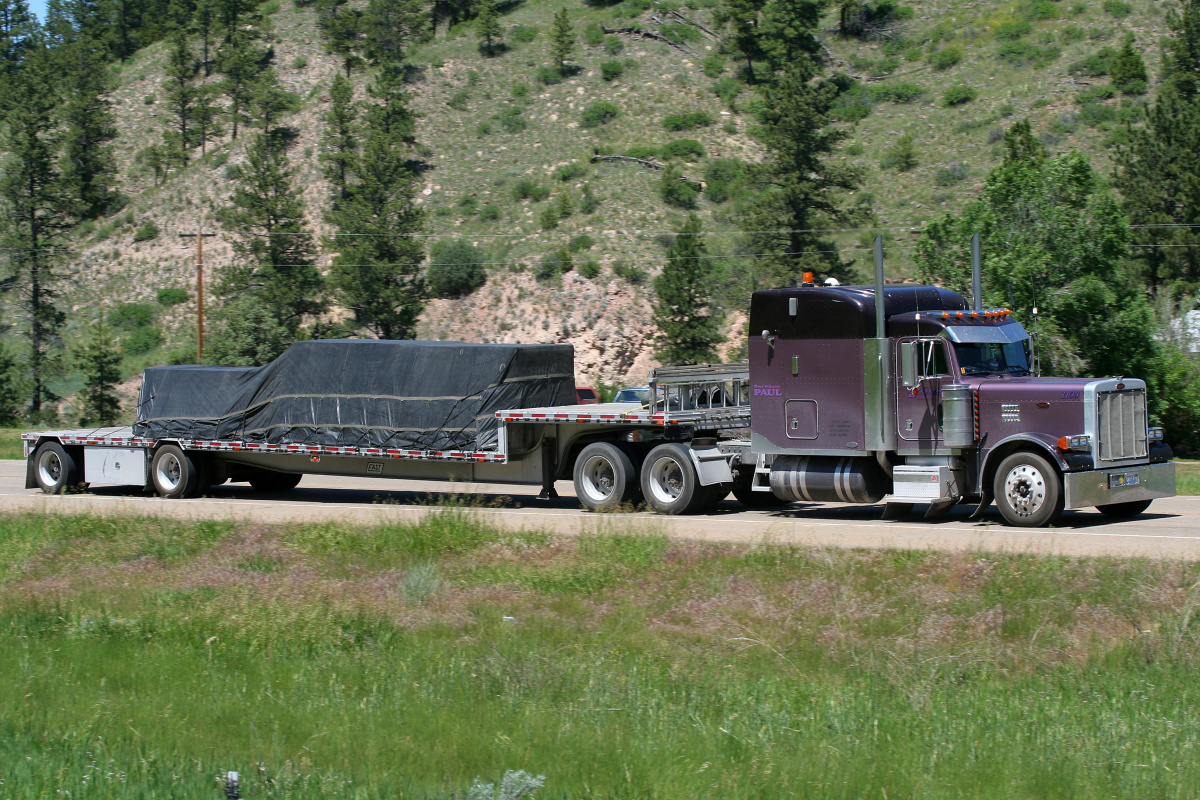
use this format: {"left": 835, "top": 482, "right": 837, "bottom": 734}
{"left": 217, "top": 26, "right": 262, "bottom": 138}
{"left": 0, "top": 0, "right": 35, "bottom": 106}
{"left": 320, "top": 72, "right": 357, "bottom": 201}
{"left": 56, "top": 37, "right": 118, "bottom": 217}
{"left": 1109, "top": 33, "right": 1147, "bottom": 93}
{"left": 550, "top": 8, "right": 574, "bottom": 75}
{"left": 0, "top": 46, "right": 72, "bottom": 417}
{"left": 1163, "top": 0, "right": 1200, "bottom": 97}
{"left": 320, "top": 4, "right": 364, "bottom": 75}
{"left": 475, "top": 0, "right": 501, "bottom": 56}
{"left": 739, "top": 56, "right": 862, "bottom": 287}
{"left": 364, "top": 0, "right": 426, "bottom": 66}
{"left": 0, "top": 342, "right": 22, "bottom": 425}
{"left": 720, "top": 0, "right": 766, "bottom": 84}
{"left": 74, "top": 317, "right": 122, "bottom": 426}
{"left": 162, "top": 26, "right": 199, "bottom": 155}
{"left": 327, "top": 61, "right": 426, "bottom": 339}
{"left": 653, "top": 214, "right": 725, "bottom": 365}
{"left": 191, "top": 84, "right": 224, "bottom": 154}
{"left": 247, "top": 65, "right": 299, "bottom": 132}
{"left": 194, "top": 0, "right": 216, "bottom": 75}
{"left": 218, "top": 131, "right": 326, "bottom": 336}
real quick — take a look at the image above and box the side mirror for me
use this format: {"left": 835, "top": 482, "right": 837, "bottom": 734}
{"left": 899, "top": 341, "right": 918, "bottom": 387}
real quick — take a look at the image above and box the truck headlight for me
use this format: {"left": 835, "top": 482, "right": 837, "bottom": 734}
{"left": 1148, "top": 427, "right": 1164, "bottom": 442}
{"left": 1057, "top": 434, "right": 1092, "bottom": 452}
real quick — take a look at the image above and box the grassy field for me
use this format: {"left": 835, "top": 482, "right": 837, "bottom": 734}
{"left": 2, "top": 509, "right": 1199, "bottom": 798}
{"left": 0, "top": 429, "right": 26, "bottom": 460}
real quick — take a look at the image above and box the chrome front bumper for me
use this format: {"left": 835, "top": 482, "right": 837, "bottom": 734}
{"left": 1063, "top": 461, "right": 1176, "bottom": 509}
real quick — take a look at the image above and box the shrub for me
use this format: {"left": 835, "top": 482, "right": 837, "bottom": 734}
{"left": 511, "top": 83, "right": 530, "bottom": 98}
{"left": 660, "top": 166, "right": 700, "bottom": 209}
{"left": 1070, "top": 46, "right": 1116, "bottom": 77}
{"left": 942, "top": 85, "right": 977, "bottom": 106}
{"left": 476, "top": 121, "right": 492, "bottom": 137}
{"left": 156, "top": 287, "right": 189, "bottom": 306}
{"left": 711, "top": 77, "right": 741, "bottom": 108}
{"left": 661, "top": 111, "right": 714, "bottom": 131}
{"left": 612, "top": 260, "right": 646, "bottom": 284}
{"left": 661, "top": 139, "right": 706, "bottom": 161}
{"left": 830, "top": 84, "right": 874, "bottom": 121}
{"left": 998, "top": 40, "right": 1060, "bottom": 68}
{"left": 604, "top": 36, "right": 623, "bottom": 55}
{"left": 1077, "top": 84, "right": 1118, "bottom": 103}
{"left": 870, "top": 82, "right": 922, "bottom": 103}
{"left": 578, "top": 260, "right": 601, "bottom": 279}
{"left": 929, "top": 46, "right": 962, "bottom": 70}
{"left": 498, "top": 107, "right": 528, "bottom": 133}
{"left": 122, "top": 326, "right": 161, "bottom": 355}
{"left": 512, "top": 178, "right": 549, "bottom": 201}
{"left": 623, "top": 145, "right": 660, "bottom": 160}
{"left": 581, "top": 101, "right": 620, "bottom": 127}
{"left": 539, "top": 204, "right": 559, "bottom": 229}
{"left": 291, "top": 56, "right": 307, "bottom": 69}
{"left": 583, "top": 22, "right": 604, "bottom": 46}
{"left": 109, "top": 303, "right": 156, "bottom": 330}
{"left": 1021, "top": 0, "right": 1057, "bottom": 20}
{"left": 555, "top": 162, "right": 587, "bottom": 181}
{"left": 1102, "top": 0, "right": 1131, "bottom": 17}
{"left": 511, "top": 25, "right": 537, "bottom": 42}
{"left": 994, "top": 20, "right": 1031, "bottom": 40}
{"left": 427, "top": 241, "right": 487, "bottom": 297}
{"left": 133, "top": 221, "right": 159, "bottom": 242}
{"left": 702, "top": 55, "right": 725, "bottom": 77}
{"left": 880, "top": 134, "right": 918, "bottom": 172}
{"left": 536, "top": 249, "right": 572, "bottom": 281}
{"left": 934, "top": 162, "right": 969, "bottom": 186}
{"left": 600, "top": 60, "right": 624, "bottom": 81}
{"left": 447, "top": 90, "right": 469, "bottom": 111}
{"left": 660, "top": 22, "right": 699, "bottom": 42}
{"left": 536, "top": 66, "right": 562, "bottom": 85}
{"left": 580, "top": 184, "right": 600, "bottom": 214}
{"left": 478, "top": 204, "right": 501, "bottom": 221}
{"left": 704, "top": 157, "right": 746, "bottom": 204}
{"left": 569, "top": 234, "right": 594, "bottom": 251}
{"left": 142, "top": 94, "right": 155, "bottom": 104}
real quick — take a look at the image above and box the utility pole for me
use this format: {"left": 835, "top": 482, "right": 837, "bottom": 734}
{"left": 178, "top": 231, "right": 217, "bottom": 360}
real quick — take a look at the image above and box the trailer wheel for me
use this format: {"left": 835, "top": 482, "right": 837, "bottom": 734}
{"left": 151, "top": 445, "right": 202, "bottom": 498}
{"left": 1096, "top": 499, "right": 1153, "bottom": 519}
{"left": 641, "top": 443, "right": 707, "bottom": 515}
{"left": 248, "top": 470, "right": 302, "bottom": 492}
{"left": 573, "top": 442, "right": 639, "bottom": 511}
{"left": 993, "top": 451, "right": 1064, "bottom": 527}
{"left": 33, "top": 442, "right": 80, "bottom": 494}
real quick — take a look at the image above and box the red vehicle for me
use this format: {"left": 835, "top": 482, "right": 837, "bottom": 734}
{"left": 575, "top": 386, "right": 599, "bottom": 405}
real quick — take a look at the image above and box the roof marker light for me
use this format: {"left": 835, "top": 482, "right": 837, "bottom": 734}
{"left": 957, "top": 311, "right": 965, "bottom": 318}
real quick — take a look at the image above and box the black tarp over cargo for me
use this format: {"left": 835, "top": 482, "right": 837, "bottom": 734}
{"left": 134, "top": 340, "right": 576, "bottom": 450}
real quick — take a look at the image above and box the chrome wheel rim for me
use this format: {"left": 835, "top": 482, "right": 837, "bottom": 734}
{"left": 580, "top": 454, "right": 617, "bottom": 502}
{"left": 1003, "top": 463, "right": 1046, "bottom": 517}
{"left": 155, "top": 452, "right": 182, "bottom": 492}
{"left": 37, "top": 450, "right": 62, "bottom": 488}
{"left": 647, "top": 456, "right": 685, "bottom": 505}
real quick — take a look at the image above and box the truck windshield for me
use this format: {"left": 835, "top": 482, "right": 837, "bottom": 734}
{"left": 954, "top": 341, "right": 1032, "bottom": 376}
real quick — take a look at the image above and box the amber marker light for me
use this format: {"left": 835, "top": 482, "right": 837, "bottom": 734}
{"left": 1057, "top": 436, "right": 1070, "bottom": 450}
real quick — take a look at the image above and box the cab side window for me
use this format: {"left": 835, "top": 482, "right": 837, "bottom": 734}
{"left": 920, "top": 339, "right": 949, "bottom": 377}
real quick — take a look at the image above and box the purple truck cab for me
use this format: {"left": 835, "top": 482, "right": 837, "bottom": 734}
{"left": 747, "top": 284, "right": 1175, "bottom": 527}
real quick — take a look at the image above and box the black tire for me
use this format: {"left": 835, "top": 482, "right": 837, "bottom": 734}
{"left": 993, "top": 451, "right": 1064, "bottom": 528}
{"left": 641, "top": 442, "right": 706, "bottom": 515}
{"left": 1096, "top": 499, "right": 1153, "bottom": 518}
{"left": 247, "top": 470, "right": 303, "bottom": 492}
{"left": 33, "top": 442, "right": 80, "bottom": 494}
{"left": 731, "top": 466, "right": 787, "bottom": 508}
{"left": 573, "top": 442, "right": 639, "bottom": 511}
{"left": 151, "top": 445, "right": 202, "bottom": 498}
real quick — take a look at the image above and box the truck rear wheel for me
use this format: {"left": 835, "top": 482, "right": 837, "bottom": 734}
{"left": 641, "top": 443, "right": 706, "bottom": 515}
{"left": 573, "top": 442, "right": 639, "bottom": 511}
{"left": 151, "top": 445, "right": 202, "bottom": 498}
{"left": 33, "top": 442, "right": 80, "bottom": 494}
{"left": 1096, "top": 499, "right": 1153, "bottom": 518}
{"left": 993, "top": 451, "right": 1064, "bottom": 527}
{"left": 247, "top": 470, "right": 303, "bottom": 492}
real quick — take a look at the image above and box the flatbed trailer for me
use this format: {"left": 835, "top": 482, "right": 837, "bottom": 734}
{"left": 23, "top": 366, "right": 756, "bottom": 514}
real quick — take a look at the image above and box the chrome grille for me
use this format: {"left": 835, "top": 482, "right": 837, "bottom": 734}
{"left": 1097, "top": 388, "right": 1147, "bottom": 461}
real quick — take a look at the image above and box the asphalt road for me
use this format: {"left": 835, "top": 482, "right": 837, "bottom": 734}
{"left": 3, "top": 460, "right": 1199, "bottom": 560}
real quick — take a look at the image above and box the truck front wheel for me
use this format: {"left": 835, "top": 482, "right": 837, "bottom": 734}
{"left": 993, "top": 451, "right": 1064, "bottom": 527}
{"left": 641, "top": 443, "right": 706, "bottom": 515}
{"left": 151, "top": 445, "right": 202, "bottom": 498}
{"left": 33, "top": 442, "right": 80, "bottom": 494}
{"left": 573, "top": 442, "right": 639, "bottom": 511}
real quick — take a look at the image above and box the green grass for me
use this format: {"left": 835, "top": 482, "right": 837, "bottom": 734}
{"left": 0, "top": 428, "right": 26, "bottom": 459}
{"left": 2, "top": 510, "right": 1200, "bottom": 798}
{"left": 1177, "top": 459, "right": 1200, "bottom": 495}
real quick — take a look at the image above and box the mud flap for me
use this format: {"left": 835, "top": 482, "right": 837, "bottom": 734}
{"left": 969, "top": 490, "right": 993, "bottom": 519}
{"left": 25, "top": 455, "right": 37, "bottom": 490}
{"left": 881, "top": 502, "right": 914, "bottom": 520}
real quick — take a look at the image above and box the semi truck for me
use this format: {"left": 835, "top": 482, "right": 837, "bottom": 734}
{"left": 24, "top": 265, "right": 1175, "bottom": 528}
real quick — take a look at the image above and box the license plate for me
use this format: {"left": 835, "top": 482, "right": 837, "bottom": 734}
{"left": 1109, "top": 471, "right": 1140, "bottom": 488}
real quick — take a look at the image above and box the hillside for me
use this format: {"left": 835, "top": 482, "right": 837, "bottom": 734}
{"left": 10, "top": 0, "right": 1176, "bottom": 411}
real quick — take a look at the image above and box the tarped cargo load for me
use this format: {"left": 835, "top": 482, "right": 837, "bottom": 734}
{"left": 134, "top": 340, "right": 576, "bottom": 450}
